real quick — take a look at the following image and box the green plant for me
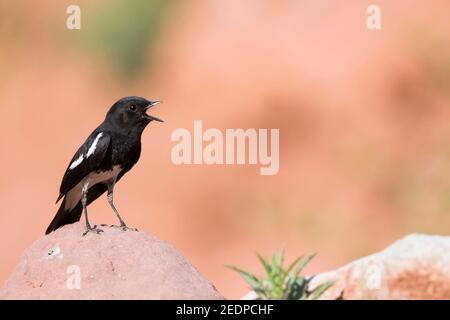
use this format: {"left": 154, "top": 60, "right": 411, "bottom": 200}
{"left": 227, "top": 251, "right": 334, "bottom": 300}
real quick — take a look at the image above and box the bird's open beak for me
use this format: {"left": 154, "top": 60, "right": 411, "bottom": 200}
{"left": 144, "top": 100, "right": 163, "bottom": 122}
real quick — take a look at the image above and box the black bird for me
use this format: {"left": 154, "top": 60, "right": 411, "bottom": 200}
{"left": 46, "top": 96, "right": 163, "bottom": 235}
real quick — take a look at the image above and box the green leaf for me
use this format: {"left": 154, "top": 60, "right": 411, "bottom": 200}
{"left": 309, "top": 281, "right": 335, "bottom": 300}
{"left": 226, "top": 265, "right": 261, "bottom": 289}
{"left": 256, "top": 253, "right": 272, "bottom": 276}
{"left": 271, "top": 250, "right": 284, "bottom": 277}
{"left": 281, "top": 277, "right": 296, "bottom": 300}
{"left": 279, "top": 249, "right": 285, "bottom": 270}
{"left": 254, "top": 287, "right": 267, "bottom": 300}
{"left": 285, "top": 255, "right": 303, "bottom": 274}
{"left": 293, "top": 253, "right": 317, "bottom": 278}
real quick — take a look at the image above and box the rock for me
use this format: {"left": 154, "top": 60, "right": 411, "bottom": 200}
{"left": 0, "top": 223, "right": 223, "bottom": 300}
{"left": 309, "top": 234, "right": 450, "bottom": 300}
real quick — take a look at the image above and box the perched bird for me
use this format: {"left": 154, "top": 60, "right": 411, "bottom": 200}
{"left": 46, "top": 96, "right": 163, "bottom": 235}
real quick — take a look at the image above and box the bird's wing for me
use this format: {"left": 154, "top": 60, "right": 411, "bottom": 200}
{"left": 57, "top": 132, "right": 111, "bottom": 201}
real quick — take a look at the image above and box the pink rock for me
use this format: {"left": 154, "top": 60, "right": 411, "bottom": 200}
{"left": 0, "top": 223, "right": 223, "bottom": 300}
{"left": 310, "top": 234, "right": 450, "bottom": 300}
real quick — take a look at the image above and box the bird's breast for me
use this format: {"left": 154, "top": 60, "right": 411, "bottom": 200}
{"left": 110, "top": 137, "right": 141, "bottom": 165}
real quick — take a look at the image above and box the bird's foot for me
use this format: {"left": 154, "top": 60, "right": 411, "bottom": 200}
{"left": 107, "top": 224, "right": 138, "bottom": 231}
{"left": 119, "top": 224, "right": 138, "bottom": 232}
{"left": 82, "top": 225, "right": 104, "bottom": 236}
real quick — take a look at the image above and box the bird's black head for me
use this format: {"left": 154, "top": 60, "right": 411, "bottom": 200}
{"left": 105, "top": 96, "right": 163, "bottom": 132}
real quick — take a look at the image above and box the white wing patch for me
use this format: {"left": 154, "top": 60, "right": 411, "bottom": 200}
{"left": 87, "top": 132, "right": 103, "bottom": 158}
{"left": 69, "top": 154, "right": 84, "bottom": 170}
{"left": 68, "top": 132, "right": 103, "bottom": 170}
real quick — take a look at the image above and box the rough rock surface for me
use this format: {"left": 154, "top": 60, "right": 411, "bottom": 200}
{"left": 309, "top": 234, "right": 450, "bottom": 299}
{"left": 0, "top": 223, "right": 223, "bottom": 300}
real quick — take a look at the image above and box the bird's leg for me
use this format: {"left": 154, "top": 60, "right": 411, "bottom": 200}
{"left": 107, "top": 181, "right": 137, "bottom": 231}
{"left": 81, "top": 181, "right": 103, "bottom": 236}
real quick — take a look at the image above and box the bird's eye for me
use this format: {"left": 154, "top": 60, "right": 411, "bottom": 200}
{"left": 129, "top": 105, "right": 136, "bottom": 111}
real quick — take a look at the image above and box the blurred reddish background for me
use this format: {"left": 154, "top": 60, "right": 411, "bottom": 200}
{"left": 1, "top": 0, "right": 450, "bottom": 298}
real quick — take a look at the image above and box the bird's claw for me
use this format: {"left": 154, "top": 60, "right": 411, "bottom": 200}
{"left": 102, "top": 224, "right": 138, "bottom": 232}
{"left": 82, "top": 225, "right": 104, "bottom": 236}
{"left": 119, "top": 224, "right": 138, "bottom": 232}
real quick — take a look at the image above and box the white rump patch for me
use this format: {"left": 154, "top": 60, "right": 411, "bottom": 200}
{"left": 87, "top": 132, "right": 103, "bottom": 158}
{"left": 69, "top": 154, "right": 84, "bottom": 170}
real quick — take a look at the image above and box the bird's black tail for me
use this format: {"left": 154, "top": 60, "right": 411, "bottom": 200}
{"left": 45, "top": 197, "right": 83, "bottom": 234}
